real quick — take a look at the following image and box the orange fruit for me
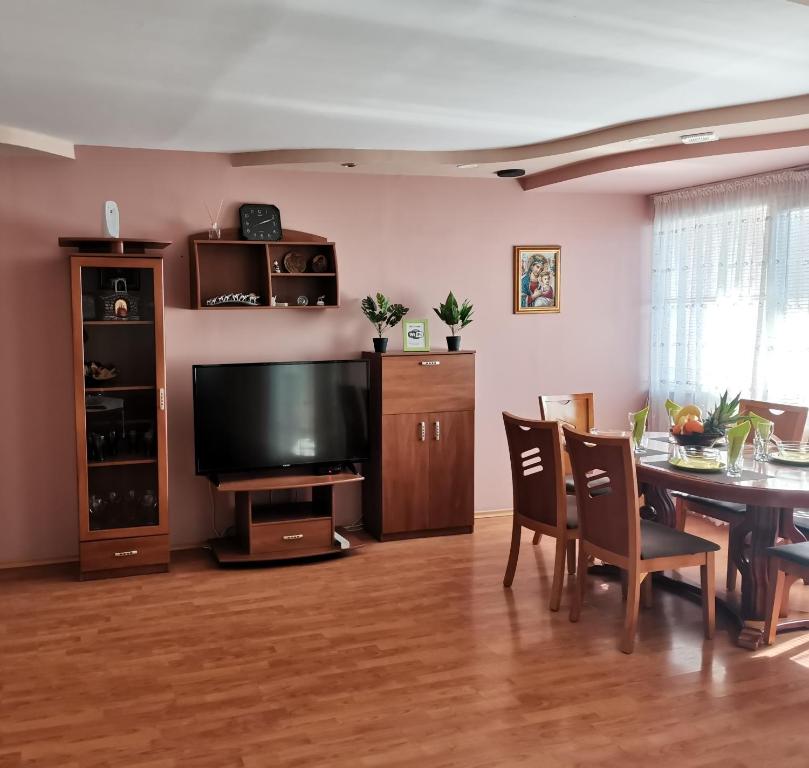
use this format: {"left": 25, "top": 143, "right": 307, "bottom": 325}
{"left": 683, "top": 420, "right": 704, "bottom": 434}
{"left": 671, "top": 424, "right": 683, "bottom": 435}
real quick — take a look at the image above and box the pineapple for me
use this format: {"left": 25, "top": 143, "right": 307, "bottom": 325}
{"left": 702, "top": 390, "right": 742, "bottom": 436}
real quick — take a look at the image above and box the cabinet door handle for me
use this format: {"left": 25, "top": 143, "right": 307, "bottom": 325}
{"left": 114, "top": 549, "right": 138, "bottom": 558}
{"left": 283, "top": 534, "right": 304, "bottom": 541}
{"left": 159, "top": 387, "right": 166, "bottom": 411}
{"left": 418, "top": 421, "right": 426, "bottom": 441}
{"left": 434, "top": 421, "right": 441, "bottom": 441}
{"left": 420, "top": 360, "right": 441, "bottom": 366}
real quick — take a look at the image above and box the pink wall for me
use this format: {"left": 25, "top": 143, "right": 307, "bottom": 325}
{"left": 0, "top": 147, "right": 651, "bottom": 565}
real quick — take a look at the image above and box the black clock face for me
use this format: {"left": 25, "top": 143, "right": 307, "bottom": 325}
{"left": 240, "top": 204, "right": 282, "bottom": 241}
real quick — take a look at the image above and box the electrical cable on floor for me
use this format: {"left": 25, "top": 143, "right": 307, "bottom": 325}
{"left": 342, "top": 518, "right": 364, "bottom": 533}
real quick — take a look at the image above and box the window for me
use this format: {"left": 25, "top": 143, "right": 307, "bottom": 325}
{"left": 649, "top": 169, "right": 809, "bottom": 425}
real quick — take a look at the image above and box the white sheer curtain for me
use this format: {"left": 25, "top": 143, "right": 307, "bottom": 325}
{"left": 649, "top": 168, "right": 809, "bottom": 429}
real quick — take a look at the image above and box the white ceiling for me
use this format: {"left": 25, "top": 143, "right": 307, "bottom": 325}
{"left": 3, "top": 0, "right": 809, "bottom": 153}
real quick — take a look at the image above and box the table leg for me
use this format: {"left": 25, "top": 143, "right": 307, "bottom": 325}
{"left": 639, "top": 483, "right": 676, "bottom": 529}
{"left": 737, "top": 506, "right": 780, "bottom": 650}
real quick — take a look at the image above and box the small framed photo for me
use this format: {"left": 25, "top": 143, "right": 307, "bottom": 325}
{"left": 513, "top": 245, "right": 561, "bottom": 314}
{"left": 402, "top": 318, "right": 430, "bottom": 352}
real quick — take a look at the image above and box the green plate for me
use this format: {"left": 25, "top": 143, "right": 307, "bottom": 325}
{"left": 668, "top": 456, "right": 726, "bottom": 473}
{"left": 769, "top": 452, "right": 809, "bottom": 467}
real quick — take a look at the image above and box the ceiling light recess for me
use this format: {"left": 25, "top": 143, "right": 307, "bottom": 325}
{"left": 495, "top": 168, "right": 525, "bottom": 178}
{"left": 680, "top": 131, "right": 718, "bottom": 145}
{"left": 341, "top": 161, "right": 357, "bottom": 168}
{"left": 456, "top": 163, "right": 479, "bottom": 169}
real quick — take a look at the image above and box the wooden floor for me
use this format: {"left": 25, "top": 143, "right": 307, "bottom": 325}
{"left": 3, "top": 517, "right": 809, "bottom": 767}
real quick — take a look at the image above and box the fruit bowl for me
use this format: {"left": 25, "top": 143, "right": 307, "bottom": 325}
{"left": 670, "top": 430, "right": 724, "bottom": 447}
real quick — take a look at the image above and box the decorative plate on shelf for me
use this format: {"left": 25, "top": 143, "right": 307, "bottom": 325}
{"left": 667, "top": 456, "right": 726, "bottom": 473}
{"left": 283, "top": 251, "right": 307, "bottom": 273}
{"left": 310, "top": 253, "right": 329, "bottom": 273}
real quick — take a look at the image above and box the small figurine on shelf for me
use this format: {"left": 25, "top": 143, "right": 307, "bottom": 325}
{"left": 271, "top": 295, "right": 277, "bottom": 307}
{"left": 316, "top": 295, "right": 326, "bottom": 306}
{"left": 273, "top": 260, "right": 281, "bottom": 273}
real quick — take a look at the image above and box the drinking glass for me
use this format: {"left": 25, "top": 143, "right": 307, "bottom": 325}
{"left": 726, "top": 441, "right": 745, "bottom": 477}
{"left": 753, "top": 419, "right": 774, "bottom": 462}
{"left": 628, "top": 412, "right": 647, "bottom": 455}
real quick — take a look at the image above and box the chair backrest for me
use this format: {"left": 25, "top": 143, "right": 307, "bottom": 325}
{"left": 739, "top": 399, "right": 808, "bottom": 441}
{"left": 563, "top": 426, "right": 639, "bottom": 562}
{"left": 539, "top": 392, "right": 595, "bottom": 432}
{"left": 539, "top": 393, "right": 595, "bottom": 475}
{"left": 502, "top": 412, "right": 567, "bottom": 531}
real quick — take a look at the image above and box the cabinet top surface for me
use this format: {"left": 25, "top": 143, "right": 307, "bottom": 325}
{"left": 362, "top": 350, "right": 475, "bottom": 358}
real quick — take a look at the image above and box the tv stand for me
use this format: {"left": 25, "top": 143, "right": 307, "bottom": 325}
{"left": 208, "top": 469, "right": 365, "bottom": 565}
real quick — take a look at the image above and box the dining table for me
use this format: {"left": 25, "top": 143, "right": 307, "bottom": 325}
{"left": 635, "top": 433, "right": 809, "bottom": 649}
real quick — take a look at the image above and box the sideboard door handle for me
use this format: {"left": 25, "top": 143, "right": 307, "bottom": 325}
{"left": 282, "top": 534, "right": 304, "bottom": 541}
{"left": 420, "top": 360, "right": 441, "bottom": 366}
{"left": 159, "top": 387, "right": 166, "bottom": 411}
{"left": 114, "top": 549, "right": 138, "bottom": 558}
{"left": 418, "top": 421, "right": 426, "bottom": 442}
{"left": 434, "top": 421, "right": 441, "bottom": 441}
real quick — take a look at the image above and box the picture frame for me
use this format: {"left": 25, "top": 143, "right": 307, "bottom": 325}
{"left": 513, "top": 245, "right": 561, "bottom": 314}
{"left": 402, "top": 318, "right": 430, "bottom": 352}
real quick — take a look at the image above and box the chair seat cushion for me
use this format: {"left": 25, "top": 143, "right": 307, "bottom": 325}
{"left": 565, "top": 475, "right": 575, "bottom": 495}
{"left": 768, "top": 540, "right": 809, "bottom": 568}
{"left": 640, "top": 519, "right": 720, "bottom": 560}
{"left": 566, "top": 496, "right": 578, "bottom": 529}
{"left": 793, "top": 509, "right": 809, "bottom": 535}
{"left": 676, "top": 494, "right": 746, "bottom": 520}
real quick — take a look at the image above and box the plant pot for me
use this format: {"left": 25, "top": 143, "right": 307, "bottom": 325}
{"left": 372, "top": 337, "right": 389, "bottom": 353}
{"left": 446, "top": 335, "right": 461, "bottom": 351}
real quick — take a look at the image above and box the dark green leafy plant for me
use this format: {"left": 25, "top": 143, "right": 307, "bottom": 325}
{"left": 433, "top": 292, "right": 473, "bottom": 336}
{"left": 703, "top": 390, "right": 743, "bottom": 434}
{"left": 361, "top": 293, "right": 409, "bottom": 337}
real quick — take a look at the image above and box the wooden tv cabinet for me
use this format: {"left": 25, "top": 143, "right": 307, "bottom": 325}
{"left": 208, "top": 470, "right": 365, "bottom": 564}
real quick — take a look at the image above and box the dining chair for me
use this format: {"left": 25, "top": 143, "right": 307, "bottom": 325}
{"left": 764, "top": 541, "right": 809, "bottom": 645}
{"left": 564, "top": 426, "right": 718, "bottom": 654}
{"left": 502, "top": 412, "right": 579, "bottom": 611}
{"left": 675, "top": 399, "right": 808, "bottom": 591}
{"left": 535, "top": 393, "right": 594, "bottom": 544}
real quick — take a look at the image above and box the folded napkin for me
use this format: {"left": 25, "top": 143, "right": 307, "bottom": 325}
{"left": 630, "top": 405, "right": 650, "bottom": 444}
{"left": 664, "top": 399, "right": 681, "bottom": 421}
{"left": 726, "top": 420, "right": 751, "bottom": 465}
{"left": 742, "top": 411, "right": 774, "bottom": 440}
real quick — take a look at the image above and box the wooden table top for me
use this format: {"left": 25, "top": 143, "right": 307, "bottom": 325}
{"left": 635, "top": 433, "right": 809, "bottom": 508}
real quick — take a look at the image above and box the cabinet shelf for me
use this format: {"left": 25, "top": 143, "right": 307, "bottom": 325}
{"left": 84, "top": 320, "right": 154, "bottom": 326}
{"left": 85, "top": 385, "right": 155, "bottom": 393}
{"left": 88, "top": 457, "right": 157, "bottom": 468}
{"left": 271, "top": 272, "right": 336, "bottom": 278}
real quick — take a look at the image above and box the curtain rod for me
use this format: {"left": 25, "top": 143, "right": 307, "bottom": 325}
{"left": 650, "top": 163, "right": 809, "bottom": 202}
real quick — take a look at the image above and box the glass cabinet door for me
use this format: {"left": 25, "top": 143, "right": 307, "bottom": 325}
{"left": 75, "top": 261, "right": 167, "bottom": 536}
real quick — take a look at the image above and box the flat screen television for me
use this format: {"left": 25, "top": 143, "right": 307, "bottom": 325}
{"left": 192, "top": 360, "right": 369, "bottom": 477}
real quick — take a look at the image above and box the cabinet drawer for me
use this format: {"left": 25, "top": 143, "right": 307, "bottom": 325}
{"left": 80, "top": 534, "right": 169, "bottom": 573}
{"left": 250, "top": 517, "right": 332, "bottom": 554}
{"left": 382, "top": 354, "right": 474, "bottom": 414}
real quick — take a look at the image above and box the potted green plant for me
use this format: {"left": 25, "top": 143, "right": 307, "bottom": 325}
{"left": 361, "top": 293, "right": 409, "bottom": 352}
{"left": 433, "top": 291, "right": 473, "bottom": 351}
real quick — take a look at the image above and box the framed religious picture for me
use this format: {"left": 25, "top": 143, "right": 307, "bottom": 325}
{"left": 513, "top": 245, "right": 561, "bottom": 314}
{"left": 402, "top": 318, "right": 430, "bottom": 352}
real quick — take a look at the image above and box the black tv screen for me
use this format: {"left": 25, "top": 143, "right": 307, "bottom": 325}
{"left": 193, "top": 360, "right": 369, "bottom": 476}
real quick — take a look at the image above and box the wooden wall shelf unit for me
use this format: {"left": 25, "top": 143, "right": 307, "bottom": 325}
{"left": 62, "top": 236, "right": 171, "bottom": 580}
{"left": 208, "top": 470, "right": 365, "bottom": 564}
{"left": 362, "top": 350, "right": 476, "bottom": 541}
{"left": 188, "top": 228, "right": 340, "bottom": 310}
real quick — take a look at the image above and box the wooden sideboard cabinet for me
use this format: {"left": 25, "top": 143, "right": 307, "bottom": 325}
{"left": 362, "top": 351, "right": 475, "bottom": 540}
